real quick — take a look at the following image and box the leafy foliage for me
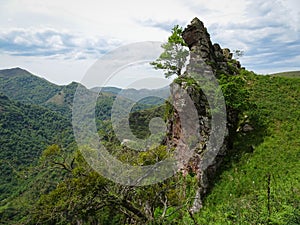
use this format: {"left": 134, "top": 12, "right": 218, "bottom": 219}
{"left": 150, "top": 25, "right": 189, "bottom": 77}
{"left": 1, "top": 65, "right": 300, "bottom": 224}
{"left": 0, "top": 93, "right": 75, "bottom": 222}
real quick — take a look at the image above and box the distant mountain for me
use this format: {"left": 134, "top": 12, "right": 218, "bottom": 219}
{"left": 91, "top": 86, "right": 122, "bottom": 95}
{"left": 45, "top": 81, "right": 84, "bottom": 116}
{"left": 92, "top": 86, "right": 170, "bottom": 108}
{"left": 117, "top": 87, "right": 169, "bottom": 103}
{"left": 0, "top": 68, "right": 62, "bottom": 104}
{"left": 0, "top": 67, "right": 168, "bottom": 176}
{"left": 0, "top": 68, "right": 86, "bottom": 117}
{"left": 0, "top": 68, "right": 168, "bottom": 116}
{"left": 92, "top": 86, "right": 170, "bottom": 100}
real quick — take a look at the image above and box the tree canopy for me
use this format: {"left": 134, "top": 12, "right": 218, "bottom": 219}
{"left": 150, "top": 25, "right": 189, "bottom": 78}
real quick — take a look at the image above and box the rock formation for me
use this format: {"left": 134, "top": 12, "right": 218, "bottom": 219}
{"left": 182, "top": 17, "right": 241, "bottom": 77}
{"left": 166, "top": 17, "right": 241, "bottom": 213}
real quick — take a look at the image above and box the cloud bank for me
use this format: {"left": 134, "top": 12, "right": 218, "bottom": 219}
{"left": 0, "top": 0, "right": 299, "bottom": 85}
{"left": 0, "top": 28, "right": 122, "bottom": 59}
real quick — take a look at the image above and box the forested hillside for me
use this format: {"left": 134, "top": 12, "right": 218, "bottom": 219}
{"left": 0, "top": 20, "right": 299, "bottom": 224}
{"left": 0, "top": 68, "right": 168, "bottom": 224}
{"left": 0, "top": 68, "right": 61, "bottom": 104}
{"left": 1, "top": 71, "right": 298, "bottom": 224}
{"left": 1, "top": 69, "right": 299, "bottom": 224}
{"left": 0, "top": 92, "right": 75, "bottom": 222}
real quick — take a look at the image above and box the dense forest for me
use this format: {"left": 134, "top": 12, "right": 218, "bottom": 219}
{"left": 0, "top": 22, "right": 300, "bottom": 224}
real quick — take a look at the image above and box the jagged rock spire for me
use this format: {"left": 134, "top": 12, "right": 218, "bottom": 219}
{"left": 166, "top": 18, "right": 242, "bottom": 214}
{"left": 182, "top": 17, "right": 241, "bottom": 76}
{"left": 182, "top": 17, "right": 214, "bottom": 60}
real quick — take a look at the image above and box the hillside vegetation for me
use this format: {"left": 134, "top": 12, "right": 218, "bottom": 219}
{"left": 0, "top": 93, "right": 75, "bottom": 222}
{"left": 196, "top": 74, "right": 300, "bottom": 224}
{"left": 0, "top": 68, "right": 61, "bottom": 104}
{"left": 270, "top": 71, "right": 300, "bottom": 78}
{"left": 21, "top": 72, "right": 299, "bottom": 225}
{"left": 0, "top": 66, "right": 299, "bottom": 224}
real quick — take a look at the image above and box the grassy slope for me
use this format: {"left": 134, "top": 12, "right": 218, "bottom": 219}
{"left": 196, "top": 74, "right": 300, "bottom": 224}
{"left": 271, "top": 71, "right": 300, "bottom": 78}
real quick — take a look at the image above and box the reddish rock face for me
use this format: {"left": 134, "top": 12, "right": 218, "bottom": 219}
{"left": 166, "top": 17, "right": 241, "bottom": 213}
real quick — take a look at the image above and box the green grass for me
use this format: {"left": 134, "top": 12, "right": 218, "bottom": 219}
{"left": 2, "top": 70, "right": 300, "bottom": 224}
{"left": 195, "top": 74, "right": 300, "bottom": 224}
{"left": 270, "top": 71, "right": 300, "bottom": 78}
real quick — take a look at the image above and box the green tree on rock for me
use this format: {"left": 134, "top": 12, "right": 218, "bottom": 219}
{"left": 151, "top": 25, "right": 189, "bottom": 78}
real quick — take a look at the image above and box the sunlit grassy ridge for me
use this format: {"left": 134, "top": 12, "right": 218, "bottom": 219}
{"left": 270, "top": 71, "right": 300, "bottom": 78}
{"left": 196, "top": 74, "right": 300, "bottom": 224}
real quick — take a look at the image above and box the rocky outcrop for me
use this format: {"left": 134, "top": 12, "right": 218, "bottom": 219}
{"left": 182, "top": 17, "right": 241, "bottom": 77}
{"left": 166, "top": 17, "right": 240, "bottom": 213}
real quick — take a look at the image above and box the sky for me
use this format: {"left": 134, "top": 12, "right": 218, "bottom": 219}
{"left": 0, "top": 0, "right": 299, "bottom": 88}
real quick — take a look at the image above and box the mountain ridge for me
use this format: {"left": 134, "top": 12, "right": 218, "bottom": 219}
{"left": 1, "top": 68, "right": 299, "bottom": 224}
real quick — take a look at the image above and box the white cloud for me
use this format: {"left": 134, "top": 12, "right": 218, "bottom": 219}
{"left": 0, "top": 0, "right": 299, "bottom": 86}
{"left": 196, "top": 0, "right": 300, "bottom": 74}
{"left": 0, "top": 27, "right": 122, "bottom": 59}
{"left": 0, "top": 0, "right": 191, "bottom": 41}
